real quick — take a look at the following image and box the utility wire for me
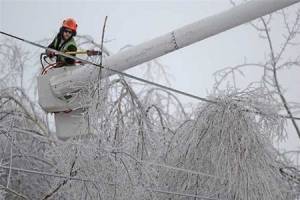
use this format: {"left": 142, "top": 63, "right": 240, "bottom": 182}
{"left": 0, "top": 165, "right": 222, "bottom": 200}
{"left": 0, "top": 165, "right": 114, "bottom": 185}
{"left": 0, "top": 31, "right": 299, "bottom": 121}
{"left": 0, "top": 165, "right": 223, "bottom": 199}
{"left": 113, "top": 151, "right": 224, "bottom": 180}
{"left": 141, "top": 160, "right": 222, "bottom": 179}
{"left": 1, "top": 164, "right": 299, "bottom": 198}
{"left": 150, "top": 188, "right": 222, "bottom": 200}
{"left": 1, "top": 31, "right": 299, "bottom": 199}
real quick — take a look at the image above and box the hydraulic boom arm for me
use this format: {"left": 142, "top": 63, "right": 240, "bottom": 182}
{"left": 35, "top": 0, "right": 300, "bottom": 139}
{"left": 48, "top": 0, "right": 300, "bottom": 103}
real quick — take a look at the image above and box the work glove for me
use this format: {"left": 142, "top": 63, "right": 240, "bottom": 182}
{"left": 46, "top": 50, "right": 55, "bottom": 58}
{"left": 87, "top": 50, "right": 102, "bottom": 56}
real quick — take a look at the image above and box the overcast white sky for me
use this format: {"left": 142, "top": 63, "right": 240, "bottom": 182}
{"left": 1, "top": 0, "right": 299, "bottom": 150}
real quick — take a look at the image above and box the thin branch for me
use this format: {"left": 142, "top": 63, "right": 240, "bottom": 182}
{"left": 261, "top": 17, "right": 300, "bottom": 139}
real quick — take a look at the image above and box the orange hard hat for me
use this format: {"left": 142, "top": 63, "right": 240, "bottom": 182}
{"left": 62, "top": 18, "right": 77, "bottom": 32}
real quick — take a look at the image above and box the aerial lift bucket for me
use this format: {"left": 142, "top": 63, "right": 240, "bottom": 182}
{"left": 38, "top": 65, "right": 90, "bottom": 140}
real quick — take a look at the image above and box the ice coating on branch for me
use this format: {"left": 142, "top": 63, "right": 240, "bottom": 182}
{"left": 160, "top": 91, "right": 296, "bottom": 200}
{"left": 44, "top": 85, "right": 298, "bottom": 199}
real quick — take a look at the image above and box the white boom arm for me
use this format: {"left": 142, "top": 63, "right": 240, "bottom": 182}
{"left": 37, "top": 0, "right": 300, "bottom": 139}
{"left": 49, "top": 0, "right": 300, "bottom": 101}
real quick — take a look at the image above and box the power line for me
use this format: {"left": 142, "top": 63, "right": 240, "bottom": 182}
{"left": 0, "top": 31, "right": 300, "bottom": 122}
{"left": 0, "top": 165, "right": 223, "bottom": 199}
{"left": 141, "top": 160, "right": 222, "bottom": 179}
{"left": 1, "top": 164, "right": 299, "bottom": 198}
{"left": 0, "top": 165, "right": 114, "bottom": 186}
{"left": 1, "top": 31, "right": 300, "bottom": 198}
{"left": 0, "top": 165, "right": 223, "bottom": 200}
{"left": 150, "top": 188, "right": 222, "bottom": 200}
{"left": 114, "top": 151, "right": 224, "bottom": 180}
{"left": 1, "top": 163, "right": 299, "bottom": 197}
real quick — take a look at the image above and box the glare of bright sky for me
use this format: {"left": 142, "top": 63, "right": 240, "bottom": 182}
{"left": 1, "top": 0, "right": 299, "bottom": 151}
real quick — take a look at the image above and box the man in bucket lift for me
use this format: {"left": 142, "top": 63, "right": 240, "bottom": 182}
{"left": 46, "top": 18, "right": 100, "bottom": 68}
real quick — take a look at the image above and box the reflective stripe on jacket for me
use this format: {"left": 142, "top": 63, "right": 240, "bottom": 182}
{"left": 53, "top": 37, "right": 77, "bottom": 64}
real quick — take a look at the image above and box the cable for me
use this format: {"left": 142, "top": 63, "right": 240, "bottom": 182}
{"left": 110, "top": 69, "right": 217, "bottom": 104}
{"left": 0, "top": 165, "right": 224, "bottom": 200}
{"left": 1, "top": 30, "right": 300, "bottom": 121}
{"left": 2, "top": 31, "right": 300, "bottom": 199}
{"left": 2, "top": 163, "right": 298, "bottom": 198}
{"left": 3, "top": 130, "right": 223, "bottom": 181}
{"left": 1, "top": 164, "right": 299, "bottom": 197}
{"left": 0, "top": 164, "right": 223, "bottom": 200}
{"left": 0, "top": 165, "right": 114, "bottom": 186}
{"left": 138, "top": 159, "right": 223, "bottom": 180}
{"left": 150, "top": 188, "right": 222, "bottom": 200}
{"left": 104, "top": 150, "right": 224, "bottom": 180}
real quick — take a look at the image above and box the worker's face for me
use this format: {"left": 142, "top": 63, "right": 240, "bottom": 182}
{"left": 62, "top": 29, "right": 73, "bottom": 40}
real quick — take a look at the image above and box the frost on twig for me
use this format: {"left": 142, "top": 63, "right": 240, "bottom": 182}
{"left": 215, "top": 3, "right": 300, "bottom": 139}
{"left": 38, "top": 44, "right": 190, "bottom": 198}
{"left": 1, "top": 20, "right": 299, "bottom": 198}
{"left": 0, "top": 38, "right": 52, "bottom": 199}
{"left": 160, "top": 89, "right": 297, "bottom": 200}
